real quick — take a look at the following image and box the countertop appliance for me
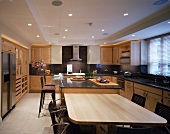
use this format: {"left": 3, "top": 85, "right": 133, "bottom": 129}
{"left": 1, "top": 52, "right": 16, "bottom": 119}
{"left": 124, "top": 71, "right": 132, "bottom": 77}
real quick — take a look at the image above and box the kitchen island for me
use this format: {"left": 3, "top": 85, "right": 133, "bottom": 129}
{"left": 59, "top": 78, "right": 120, "bottom": 98}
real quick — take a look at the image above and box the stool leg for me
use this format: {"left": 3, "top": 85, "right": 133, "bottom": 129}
{"left": 51, "top": 91, "right": 55, "bottom": 101}
{"left": 38, "top": 91, "right": 43, "bottom": 118}
{"left": 42, "top": 92, "right": 45, "bottom": 106}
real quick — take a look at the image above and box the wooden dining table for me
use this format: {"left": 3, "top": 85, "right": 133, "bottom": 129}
{"left": 64, "top": 93, "right": 167, "bottom": 133}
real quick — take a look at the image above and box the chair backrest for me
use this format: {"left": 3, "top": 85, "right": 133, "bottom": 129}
{"left": 40, "top": 76, "right": 44, "bottom": 89}
{"left": 44, "top": 75, "right": 47, "bottom": 84}
{"left": 155, "top": 102, "right": 170, "bottom": 124}
{"left": 131, "top": 93, "right": 146, "bottom": 107}
{"left": 116, "top": 126, "right": 153, "bottom": 134}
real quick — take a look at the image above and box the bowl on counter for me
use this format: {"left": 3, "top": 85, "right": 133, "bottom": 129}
{"left": 113, "top": 71, "right": 118, "bottom": 75}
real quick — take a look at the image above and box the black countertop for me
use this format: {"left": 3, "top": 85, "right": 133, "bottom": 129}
{"left": 59, "top": 78, "right": 121, "bottom": 89}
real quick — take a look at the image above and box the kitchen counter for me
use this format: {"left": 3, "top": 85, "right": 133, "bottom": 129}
{"left": 59, "top": 78, "right": 121, "bottom": 98}
{"left": 60, "top": 78, "right": 121, "bottom": 89}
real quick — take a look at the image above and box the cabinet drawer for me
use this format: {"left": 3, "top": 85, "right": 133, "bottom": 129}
{"left": 125, "top": 80, "right": 133, "bottom": 87}
{"left": 163, "top": 90, "right": 170, "bottom": 98}
{"left": 134, "top": 83, "right": 162, "bottom": 96}
{"left": 163, "top": 98, "right": 170, "bottom": 107}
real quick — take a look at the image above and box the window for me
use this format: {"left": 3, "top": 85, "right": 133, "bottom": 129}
{"left": 148, "top": 35, "right": 170, "bottom": 76}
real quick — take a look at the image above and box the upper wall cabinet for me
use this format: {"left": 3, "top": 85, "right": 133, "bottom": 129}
{"left": 87, "top": 45, "right": 100, "bottom": 64}
{"left": 2, "top": 40, "right": 16, "bottom": 53}
{"left": 51, "top": 45, "right": 62, "bottom": 64}
{"left": 100, "top": 47, "right": 113, "bottom": 65}
{"left": 31, "top": 45, "right": 51, "bottom": 64}
{"left": 112, "top": 46, "right": 120, "bottom": 65}
{"left": 119, "top": 41, "right": 140, "bottom": 66}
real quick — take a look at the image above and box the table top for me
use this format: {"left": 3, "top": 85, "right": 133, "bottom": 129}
{"left": 64, "top": 93, "right": 167, "bottom": 125}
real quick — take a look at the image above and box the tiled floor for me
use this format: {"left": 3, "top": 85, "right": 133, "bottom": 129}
{"left": 0, "top": 93, "right": 56, "bottom": 134}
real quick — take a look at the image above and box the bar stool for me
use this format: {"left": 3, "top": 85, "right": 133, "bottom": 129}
{"left": 38, "top": 76, "right": 55, "bottom": 118}
{"left": 44, "top": 75, "right": 56, "bottom": 86}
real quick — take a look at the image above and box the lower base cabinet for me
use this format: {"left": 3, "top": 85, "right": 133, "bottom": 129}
{"left": 29, "top": 75, "right": 59, "bottom": 93}
{"left": 134, "top": 83, "right": 162, "bottom": 112}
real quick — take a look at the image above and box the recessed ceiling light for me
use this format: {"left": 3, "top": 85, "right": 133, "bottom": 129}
{"left": 28, "top": 23, "right": 32, "bottom": 26}
{"left": 65, "top": 29, "right": 68, "bottom": 31}
{"left": 92, "top": 36, "right": 94, "bottom": 38}
{"left": 168, "top": 22, "right": 170, "bottom": 24}
{"left": 37, "top": 35, "right": 40, "bottom": 38}
{"left": 102, "top": 29, "right": 105, "bottom": 32}
{"left": 132, "top": 34, "right": 135, "bottom": 37}
{"left": 68, "top": 14, "right": 73, "bottom": 16}
{"left": 63, "top": 36, "right": 66, "bottom": 38}
{"left": 124, "top": 13, "right": 128, "bottom": 16}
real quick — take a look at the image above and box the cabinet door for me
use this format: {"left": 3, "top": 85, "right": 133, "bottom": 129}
{"left": 146, "top": 92, "right": 162, "bottom": 112}
{"left": 112, "top": 46, "right": 119, "bottom": 65}
{"left": 163, "top": 98, "right": 170, "bottom": 107}
{"left": 31, "top": 47, "right": 41, "bottom": 62}
{"left": 41, "top": 47, "right": 51, "bottom": 64}
{"left": 125, "top": 81, "right": 134, "bottom": 100}
{"left": 29, "top": 76, "right": 41, "bottom": 91}
{"left": 112, "top": 77, "right": 118, "bottom": 83}
{"left": 100, "top": 47, "right": 112, "bottom": 64}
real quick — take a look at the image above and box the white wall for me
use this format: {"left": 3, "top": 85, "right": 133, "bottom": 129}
{"left": 51, "top": 45, "right": 62, "bottom": 64}
{"left": 0, "top": 23, "right": 31, "bottom": 120}
{"left": 87, "top": 45, "right": 100, "bottom": 64}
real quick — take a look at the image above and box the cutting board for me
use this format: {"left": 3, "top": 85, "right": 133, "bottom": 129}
{"left": 89, "top": 79, "right": 119, "bottom": 87}
{"left": 70, "top": 78, "right": 85, "bottom": 81}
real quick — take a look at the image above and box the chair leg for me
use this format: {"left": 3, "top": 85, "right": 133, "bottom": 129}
{"left": 42, "top": 92, "right": 45, "bottom": 106}
{"left": 38, "top": 91, "right": 44, "bottom": 118}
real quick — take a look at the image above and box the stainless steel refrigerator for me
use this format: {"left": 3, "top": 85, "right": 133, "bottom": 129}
{"left": 1, "top": 52, "right": 16, "bottom": 119}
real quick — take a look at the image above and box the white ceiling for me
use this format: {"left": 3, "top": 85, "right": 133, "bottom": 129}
{"left": 0, "top": 0, "right": 170, "bottom": 45}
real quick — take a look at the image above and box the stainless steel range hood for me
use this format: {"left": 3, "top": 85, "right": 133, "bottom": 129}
{"left": 70, "top": 45, "right": 82, "bottom": 61}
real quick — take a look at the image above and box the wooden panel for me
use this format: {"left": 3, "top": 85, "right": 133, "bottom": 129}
{"left": 29, "top": 76, "right": 41, "bottom": 91}
{"left": 112, "top": 76, "right": 118, "bottom": 84}
{"left": 163, "top": 90, "right": 170, "bottom": 98}
{"left": 61, "top": 88, "right": 119, "bottom": 98}
{"left": 102, "top": 76, "right": 112, "bottom": 80}
{"left": 100, "top": 47, "right": 113, "bottom": 64}
{"left": 163, "top": 98, "right": 170, "bottom": 107}
{"left": 112, "top": 46, "right": 119, "bottom": 65}
{"left": 2, "top": 40, "right": 16, "bottom": 53}
{"left": 31, "top": 47, "right": 41, "bottom": 62}
{"left": 134, "top": 83, "right": 162, "bottom": 96}
{"left": 119, "top": 89, "right": 126, "bottom": 97}
{"left": 41, "top": 46, "right": 51, "bottom": 63}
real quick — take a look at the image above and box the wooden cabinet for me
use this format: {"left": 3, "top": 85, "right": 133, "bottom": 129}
{"left": 100, "top": 47, "right": 113, "bottom": 64}
{"left": 125, "top": 80, "right": 134, "bottom": 100}
{"left": 112, "top": 76, "right": 118, "bottom": 84}
{"left": 163, "top": 90, "right": 170, "bottom": 107}
{"left": 31, "top": 45, "right": 51, "bottom": 64}
{"left": 119, "top": 41, "right": 140, "bottom": 65}
{"left": 102, "top": 76, "right": 112, "bottom": 80}
{"left": 29, "top": 75, "right": 54, "bottom": 92}
{"left": 134, "top": 83, "right": 162, "bottom": 112}
{"left": 112, "top": 46, "right": 119, "bottom": 65}
{"left": 2, "top": 40, "right": 16, "bottom": 53}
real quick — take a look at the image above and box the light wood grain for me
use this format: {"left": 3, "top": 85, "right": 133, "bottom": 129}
{"left": 64, "top": 94, "right": 167, "bottom": 125}
{"left": 89, "top": 79, "right": 119, "bottom": 88}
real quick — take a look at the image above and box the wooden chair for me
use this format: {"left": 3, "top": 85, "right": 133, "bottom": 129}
{"left": 44, "top": 75, "right": 56, "bottom": 86}
{"left": 131, "top": 93, "right": 146, "bottom": 107}
{"left": 153, "top": 102, "right": 170, "bottom": 134}
{"left": 100, "top": 126, "right": 153, "bottom": 134}
{"left": 38, "top": 77, "right": 56, "bottom": 118}
{"left": 49, "top": 101, "right": 69, "bottom": 134}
